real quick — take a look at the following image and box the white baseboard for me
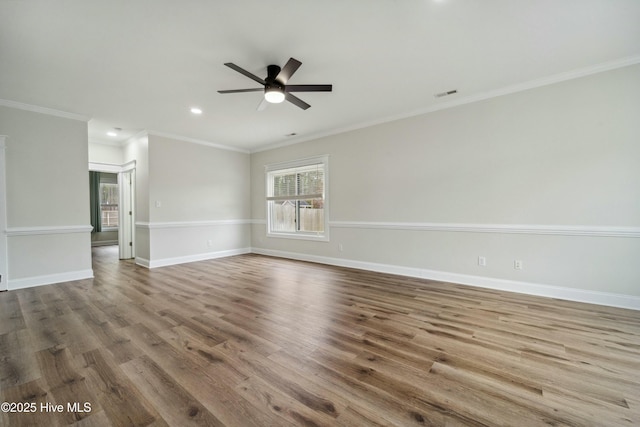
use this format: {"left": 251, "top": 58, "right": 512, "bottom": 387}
{"left": 8, "top": 269, "right": 94, "bottom": 291}
{"left": 140, "top": 248, "right": 252, "bottom": 269}
{"left": 135, "top": 257, "right": 150, "bottom": 268}
{"left": 251, "top": 248, "right": 640, "bottom": 311}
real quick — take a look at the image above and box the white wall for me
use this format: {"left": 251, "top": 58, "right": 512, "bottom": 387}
{"left": 0, "top": 106, "right": 92, "bottom": 288}
{"left": 140, "top": 134, "right": 251, "bottom": 267}
{"left": 250, "top": 64, "right": 640, "bottom": 308}
{"left": 88, "top": 140, "right": 123, "bottom": 164}
{"left": 123, "top": 133, "right": 150, "bottom": 261}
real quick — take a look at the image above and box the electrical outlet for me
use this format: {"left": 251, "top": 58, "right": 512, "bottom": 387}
{"left": 207, "top": 240, "right": 213, "bottom": 247}
{"left": 478, "top": 256, "right": 487, "bottom": 266}
{"left": 338, "top": 243, "right": 344, "bottom": 252}
{"left": 514, "top": 260, "right": 523, "bottom": 270}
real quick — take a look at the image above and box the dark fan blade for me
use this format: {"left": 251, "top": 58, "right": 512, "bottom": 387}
{"left": 276, "top": 58, "right": 302, "bottom": 84}
{"left": 224, "top": 63, "right": 265, "bottom": 85}
{"left": 285, "top": 92, "right": 310, "bottom": 110}
{"left": 217, "top": 88, "right": 264, "bottom": 94}
{"left": 285, "top": 84, "right": 332, "bottom": 92}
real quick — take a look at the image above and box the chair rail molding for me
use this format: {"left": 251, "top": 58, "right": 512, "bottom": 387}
{"left": 328, "top": 221, "right": 640, "bottom": 238}
{"left": 6, "top": 225, "right": 93, "bottom": 236}
{"left": 135, "top": 219, "right": 252, "bottom": 229}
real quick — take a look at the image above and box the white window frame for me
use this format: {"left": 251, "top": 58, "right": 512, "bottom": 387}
{"left": 265, "top": 155, "right": 329, "bottom": 241}
{"left": 99, "top": 175, "right": 119, "bottom": 232}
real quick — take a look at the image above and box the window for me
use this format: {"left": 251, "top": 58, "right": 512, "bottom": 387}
{"left": 266, "top": 156, "right": 328, "bottom": 240}
{"left": 99, "top": 173, "right": 119, "bottom": 230}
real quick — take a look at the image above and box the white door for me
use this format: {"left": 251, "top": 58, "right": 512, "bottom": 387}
{"left": 118, "top": 169, "right": 134, "bottom": 259}
{"left": 0, "top": 136, "right": 8, "bottom": 290}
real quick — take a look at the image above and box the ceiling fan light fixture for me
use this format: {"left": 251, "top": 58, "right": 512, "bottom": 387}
{"left": 219, "top": 58, "right": 331, "bottom": 110}
{"left": 264, "top": 87, "right": 285, "bottom": 104}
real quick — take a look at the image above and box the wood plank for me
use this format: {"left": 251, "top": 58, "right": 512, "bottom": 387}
{"left": 0, "top": 328, "right": 40, "bottom": 388}
{"left": 35, "top": 346, "right": 98, "bottom": 424}
{"left": 0, "top": 246, "right": 638, "bottom": 426}
{"left": 0, "top": 378, "right": 59, "bottom": 427}
{"left": 120, "top": 323, "right": 275, "bottom": 427}
{"left": 121, "top": 355, "right": 225, "bottom": 426}
{"left": 0, "top": 291, "right": 26, "bottom": 335}
{"left": 80, "top": 348, "right": 160, "bottom": 426}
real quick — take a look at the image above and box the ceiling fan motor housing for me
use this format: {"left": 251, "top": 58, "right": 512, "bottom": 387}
{"left": 266, "top": 65, "right": 284, "bottom": 90}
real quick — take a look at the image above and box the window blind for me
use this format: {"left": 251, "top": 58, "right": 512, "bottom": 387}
{"left": 267, "top": 163, "right": 324, "bottom": 202}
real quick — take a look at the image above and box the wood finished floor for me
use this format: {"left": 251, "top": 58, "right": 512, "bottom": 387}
{"left": 1, "top": 246, "right": 640, "bottom": 426}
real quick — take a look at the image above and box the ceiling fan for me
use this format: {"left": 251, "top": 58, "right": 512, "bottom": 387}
{"left": 217, "top": 57, "right": 332, "bottom": 110}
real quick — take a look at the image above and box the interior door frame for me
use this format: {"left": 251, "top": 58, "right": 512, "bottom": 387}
{"left": 118, "top": 165, "right": 135, "bottom": 259}
{"left": 0, "top": 136, "right": 8, "bottom": 291}
{"left": 89, "top": 160, "right": 136, "bottom": 260}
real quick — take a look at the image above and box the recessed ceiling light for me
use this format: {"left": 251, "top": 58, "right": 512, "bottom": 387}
{"left": 106, "top": 131, "right": 118, "bottom": 137}
{"left": 190, "top": 107, "right": 203, "bottom": 114}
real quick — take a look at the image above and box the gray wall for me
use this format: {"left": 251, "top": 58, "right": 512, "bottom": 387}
{"left": 251, "top": 64, "right": 640, "bottom": 305}
{"left": 0, "top": 106, "right": 92, "bottom": 287}
{"left": 141, "top": 134, "right": 251, "bottom": 267}
{"left": 93, "top": 133, "right": 253, "bottom": 268}
{"left": 2, "top": 64, "right": 638, "bottom": 308}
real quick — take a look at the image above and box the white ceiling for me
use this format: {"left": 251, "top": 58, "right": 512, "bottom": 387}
{"left": 1, "top": 0, "right": 639, "bottom": 152}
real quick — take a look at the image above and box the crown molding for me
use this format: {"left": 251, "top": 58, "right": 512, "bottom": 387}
{"left": 0, "top": 98, "right": 90, "bottom": 122}
{"left": 147, "top": 130, "right": 250, "bottom": 154}
{"left": 415, "top": 55, "right": 640, "bottom": 116}
{"left": 251, "top": 55, "right": 640, "bottom": 153}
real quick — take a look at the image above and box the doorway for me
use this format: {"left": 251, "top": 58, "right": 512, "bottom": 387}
{"left": 89, "top": 161, "right": 135, "bottom": 260}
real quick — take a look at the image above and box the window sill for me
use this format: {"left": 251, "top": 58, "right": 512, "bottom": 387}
{"left": 267, "top": 232, "right": 329, "bottom": 242}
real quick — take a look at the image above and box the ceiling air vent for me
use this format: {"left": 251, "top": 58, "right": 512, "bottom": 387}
{"left": 435, "top": 89, "right": 457, "bottom": 98}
